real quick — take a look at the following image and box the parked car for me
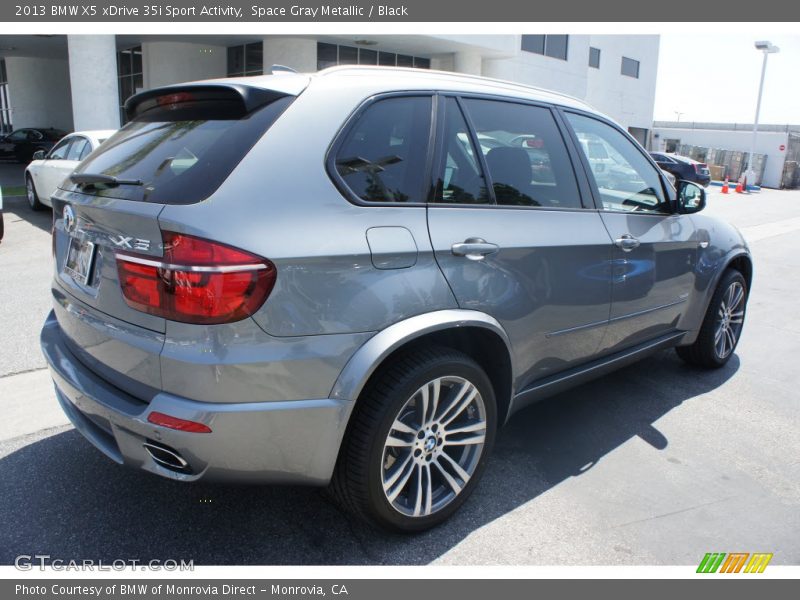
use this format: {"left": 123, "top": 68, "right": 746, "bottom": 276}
{"left": 0, "top": 128, "right": 69, "bottom": 163}
{"left": 650, "top": 152, "right": 711, "bottom": 187}
{"left": 41, "top": 67, "right": 752, "bottom": 532}
{"left": 25, "top": 130, "right": 116, "bottom": 210}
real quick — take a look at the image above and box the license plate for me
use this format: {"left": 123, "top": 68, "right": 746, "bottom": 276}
{"left": 64, "top": 237, "right": 97, "bottom": 285}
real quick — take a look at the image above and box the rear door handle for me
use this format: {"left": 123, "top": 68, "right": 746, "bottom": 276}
{"left": 451, "top": 237, "right": 499, "bottom": 261}
{"left": 614, "top": 234, "right": 640, "bottom": 252}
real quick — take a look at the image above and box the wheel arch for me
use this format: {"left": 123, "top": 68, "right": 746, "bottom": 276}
{"left": 330, "top": 310, "right": 515, "bottom": 425}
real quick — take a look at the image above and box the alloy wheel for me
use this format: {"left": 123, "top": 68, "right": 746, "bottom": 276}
{"left": 380, "top": 376, "right": 487, "bottom": 518}
{"left": 714, "top": 281, "right": 745, "bottom": 359}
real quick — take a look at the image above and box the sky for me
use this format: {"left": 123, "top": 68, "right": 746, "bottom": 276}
{"left": 654, "top": 34, "right": 800, "bottom": 125}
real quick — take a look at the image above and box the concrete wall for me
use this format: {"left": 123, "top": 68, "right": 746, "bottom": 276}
{"left": 142, "top": 41, "right": 227, "bottom": 89}
{"left": 652, "top": 127, "right": 789, "bottom": 188}
{"left": 4, "top": 57, "right": 73, "bottom": 131}
{"left": 585, "top": 35, "right": 660, "bottom": 131}
{"left": 482, "top": 35, "right": 589, "bottom": 100}
{"left": 262, "top": 37, "right": 317, "bottom": 73}
{"left": 68, "top": 35, "right": 119, "bottom": 131}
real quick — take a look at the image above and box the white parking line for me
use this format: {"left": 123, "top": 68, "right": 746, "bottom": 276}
{"left": 739, "top": 216, "right": 800, "bottom": 243}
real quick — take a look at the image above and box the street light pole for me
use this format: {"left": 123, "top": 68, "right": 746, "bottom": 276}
{"left": 747, "top": 41, "right": 780, "bottom": 187}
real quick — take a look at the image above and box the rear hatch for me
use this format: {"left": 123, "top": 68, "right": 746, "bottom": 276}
{"left": 50, "top": 78, "right": 304, "bottom": 400}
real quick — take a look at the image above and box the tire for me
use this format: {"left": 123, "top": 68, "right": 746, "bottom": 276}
{"left": 26, "top": 175, "right": 45, "bottom": 211}
{"left": 329, "top": 346, "right": 497, "bottom": 533}
{"left": 676, "top": 269, "right": 747, "bottom": 368}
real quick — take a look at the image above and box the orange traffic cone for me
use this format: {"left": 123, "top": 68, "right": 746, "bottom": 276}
{"left": 722, "top": 176, "right": 729, "bottom": 194}
{"left": 735, "top": 178, "right": 744, "bottom": 193}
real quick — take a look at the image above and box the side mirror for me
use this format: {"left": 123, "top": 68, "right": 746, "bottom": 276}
{"left": 676, "top": 180, "right": 706, "bottom": 214}
{"left": 32, "top": 150, "right": 47, "bottom": 161}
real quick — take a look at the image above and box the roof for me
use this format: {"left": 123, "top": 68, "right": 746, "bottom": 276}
{"left": 200, "top": 65, "right": 596, "bottom": 113}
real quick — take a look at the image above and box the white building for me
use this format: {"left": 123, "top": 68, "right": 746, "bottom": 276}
{"left": 0, "top": 34, "right": 659, "bottom": 141}
{"left": 653, "top": 121, "right": 800, "bottom": 188}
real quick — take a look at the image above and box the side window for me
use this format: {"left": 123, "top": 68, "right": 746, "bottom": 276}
{"left": 566, "top": 112, "right": 668, "bottom": 214}
{"left": 461, "top": 98, "right": 582, "bottom": 209}
{"left": 66, "top": 137, "right": 89, "bottom": 161}
{"left": 48, "top": 138, "right": 72, "bottom": 160}
{"left": 334, "top": 96, "right": 432, "bottom": 203}
{"left": 7, "top": 130, "right": 27, "bottom": 142}
{"left": 79, "top": 140, "right": 94, "bottom": 160}
{"left": 435, "top": 97, "right": 490, "bottom": 204}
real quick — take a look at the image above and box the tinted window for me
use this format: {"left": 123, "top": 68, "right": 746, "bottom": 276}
{"left": 65, "top": 137, "right": 89, "bottom": 161}
{"left": 521, "top": 35, "right": 545, "bottom": 54}
{"left": 435, "top": 97, "right": 490, "bottom": 205}
{"left": 48, "top": 138, "right": 72, "bottom": 160}
{"left": 7, "top": 129, "right": 28, "bottom": 142}
{"left": 521, "top": 35, "right": 569, "bottom": 60}
{"left": 79, "top": 140, "right": 95, "bottom": 160}
{"left": 462, "top": 99, "right": 581, "bottom": 209}
{"left": 73, "top": 94, "right": 293, "bottom": 204}
{"left": 335, "top": 96, "right": 432, "bottom": 204}
{"left": 567, "top": 112, "right": 667, "bottom": 214}
{"left": 545, "top": 35, "right": 569, "bottom": 60}
{"left": 589, "top": 47, "right": 601, "bottom": 68}
{"left": 621, "top": 57, "right": 640, "bottom": 78}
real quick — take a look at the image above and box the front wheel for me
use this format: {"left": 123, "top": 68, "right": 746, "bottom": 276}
{"left": 676, "top": 269, "right": 747, "bottom": 368}
{"left": 329, "top": 346, "right": 497, "bottom": 532}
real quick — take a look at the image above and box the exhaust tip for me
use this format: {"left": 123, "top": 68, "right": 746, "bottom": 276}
{"left": 143, "top": 440, "right": 193, "bottom": 474}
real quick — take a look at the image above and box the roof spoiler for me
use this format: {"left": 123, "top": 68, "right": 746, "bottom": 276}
{"left": 124, "top": 83, "right": 289, "bottom": 121}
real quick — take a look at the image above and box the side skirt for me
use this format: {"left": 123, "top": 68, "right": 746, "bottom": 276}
{"left": 506, "top": 331, "right": 686, "bottom": 421}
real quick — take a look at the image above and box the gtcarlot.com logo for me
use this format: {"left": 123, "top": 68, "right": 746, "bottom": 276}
{"left": 14, "top": 554, "right": 194, "bottom": 571}
{"left": 697, "top": 552, "right": 773, "bottom": 573}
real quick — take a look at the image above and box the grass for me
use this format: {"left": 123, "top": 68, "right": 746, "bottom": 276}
{"left": 1, "top": 185, "right": 25, "bottom": 197}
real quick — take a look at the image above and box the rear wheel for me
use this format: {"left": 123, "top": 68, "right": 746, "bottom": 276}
{"left": 676, "top": 269, "right": 747, "bottom": 368}
{"left": 26, "top": 175, "right": 44, "bottom": 211}
{"left": 329, "top": 346, "right": 496, "bottom": 532}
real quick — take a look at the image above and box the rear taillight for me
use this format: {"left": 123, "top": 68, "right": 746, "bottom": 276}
{"left": 695, "top": 163, "right": 708, "bottom": 173}
{"left": 115, "top": 231, "right": 276, "bottom": 325}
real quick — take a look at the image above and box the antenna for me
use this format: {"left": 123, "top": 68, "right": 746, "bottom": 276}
{"left": 270, "top": 64, "right": 298, "bottom": 75}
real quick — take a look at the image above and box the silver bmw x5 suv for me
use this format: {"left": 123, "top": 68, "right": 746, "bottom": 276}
{"left": 41, "top": 66, "right": 751, "bottom": 532}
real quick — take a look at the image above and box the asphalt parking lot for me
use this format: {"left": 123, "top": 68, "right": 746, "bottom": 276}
{"left": 1, "top": 175, "right": 798, "bottom": 566}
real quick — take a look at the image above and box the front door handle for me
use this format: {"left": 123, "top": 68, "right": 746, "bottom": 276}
{"left": 451, "top": 237, "right": 499, "bottom": 261}
{"left": 614, "top": 234, "right": 640, "bottom": 252}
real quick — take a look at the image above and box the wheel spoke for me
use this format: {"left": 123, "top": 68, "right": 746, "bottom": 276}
{"left": 433, "top": 459, "right": 463, "bottom": 494}
{"left": 716, "top": 326, "right": 727, "bottom": 356}
{"left": 418, "top": 385, "right": 429, "bottom": 427}
{"left": 439, "top": 450, "right": 471, "bottom": 482}
{"left": 730, "top": 285, "right": 744, "bottom": 311}
{"left": 440, "top": 384, "right": 478, "bottom": 426}
{"left": 725, "top": 327, "right": 737, "bottom": 351}
{"left": 445, "top": 432, "right": 486, "bottom": 447}
{"left": 390, "top": 418, "right": 417, "bottom": 435}
{"left": 428, "top": 379, "right": 441, "bottom": 424}
{"left": 385, "top": 434, "right": 414, "bottom": 447}
{"left": 445, "top": 421, "right": 486, "bottom": 435}
{"left": 412, "top": 464, "right": 424, "bottom": 516}
{"left": 384, "top": 453, "right": 415, "bottom": 502}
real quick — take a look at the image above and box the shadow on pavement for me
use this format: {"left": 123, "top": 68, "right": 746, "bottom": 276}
{"left": 0, "top": 349, "right": 739, "bottom": 565}
{"left": 1, "top": 194, "right": 52, "bottom": 235}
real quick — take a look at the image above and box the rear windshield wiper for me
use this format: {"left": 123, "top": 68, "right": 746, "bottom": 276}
{"left": 70, "top": 173, "right": 144, "bottom": 188}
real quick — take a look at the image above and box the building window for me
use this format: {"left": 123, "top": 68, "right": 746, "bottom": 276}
{"left": 0, "top": 59, "right": 11, "bottom": 134}
{"left": 589, "top": 47, "right": 601, "bottom": 69}
{"left": 621, "top": 56, "right": 640, "bottom": 78}
{"left": 317, "top": 42, "right": 430, "bottom": 71}
{"left": 521, "top": 35, "right": 569, "bottom": 61}
{"left": 117, "top": 46, "right": 143, "bottom": 125}
{"left": 227, "top": 42, "right": 263, "bottom": 77}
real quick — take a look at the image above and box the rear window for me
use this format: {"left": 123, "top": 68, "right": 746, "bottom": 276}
{"left": 68, "top": 93, "right": 294, "bottom": 204}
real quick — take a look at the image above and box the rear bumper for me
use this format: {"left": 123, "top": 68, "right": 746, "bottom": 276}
{"left": 40, "top": 311, "right": 351, "bottom": 485}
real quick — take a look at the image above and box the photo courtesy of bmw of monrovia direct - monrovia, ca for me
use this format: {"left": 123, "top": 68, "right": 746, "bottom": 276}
{"left": 40, "top": 65, "right": 752, "bottom": 532}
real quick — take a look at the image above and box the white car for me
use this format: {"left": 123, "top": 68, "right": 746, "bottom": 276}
{"left": 25, "top": 130, "right": 116, "bottom": 210}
